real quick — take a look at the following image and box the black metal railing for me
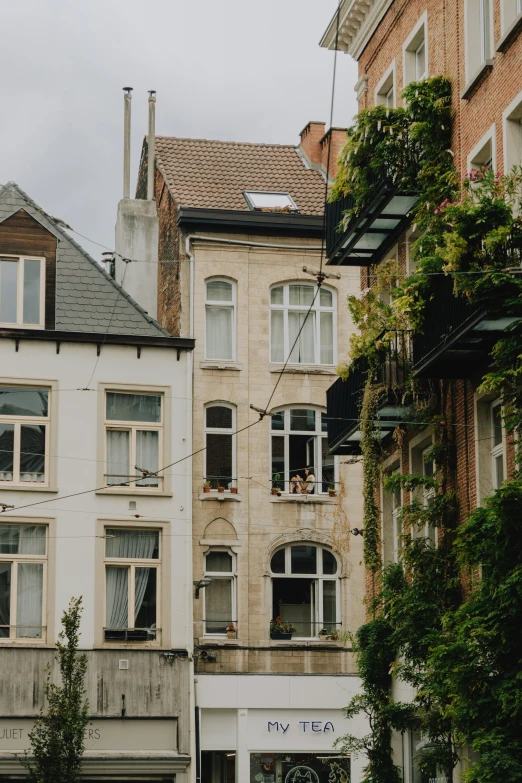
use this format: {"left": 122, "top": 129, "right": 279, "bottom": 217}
{"left": 204, "top": 619, "right": 238, "bottom": 635}
{"left": 104, "top": 627, "right": 157, "bottom": 641}
{"left": 270, "top": 620, "right": 342, "bottom": 639}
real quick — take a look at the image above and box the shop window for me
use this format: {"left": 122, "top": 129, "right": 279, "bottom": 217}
{"left": 503, "top": 90, "right": 522, "bottom": 171}
{"left": 465, "top": 0, "right": 493, "bottom": 82}
{"left": 203, "top": 549, "right": 236, "bottom": 635}
{"left": 403, "top": 13, "right": 428, "bottom": 86}
{"left": 0, "top": 386, "right": 49, "bottom": 486}
{"left": 204, "top": 403, "right": 236, "bottom": 490}
{"left": 270, "top": 408, "right": 335, "bottom": 495}
{"left": 250, "top": 753, "right": 350, "bottom": 783}
{"left": 0, "top": 256, "right": 45, "bottom": 328}
{"left": 270, "top": 282, "right": 335, "bottom": 366}
{"left": 202, "top": 751, "right": 236, "bottom": 783}
{"left": 270, "top": 543, "right": 339, "bottom": 638}
{"left": 104, "top": 527, "right": 160, "bottom": 642}
{"left": 0, "top": 523, "right": 47, "bottom": 641}
{"left": 375, "top": 62, "right": 396, "bottom": 108}
{"left": 205, "top": 279, "right": 236, "bottom": 361}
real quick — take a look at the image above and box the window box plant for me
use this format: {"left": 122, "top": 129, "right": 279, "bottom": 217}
{"left": 271, "top": 473, "right": 282, "bottom": 496}
{"left": 203, "top": 481, "right": 211, "bottom": 493}
{"left": 225, "top": 622, "right": 237, "bottom": 639}
{"left": 328, "top": 484, "right": 337, "bottom": 497}
{"left": 270, "top": 617, "right": 297, "bottom": 640}
{"left": 230, "top": 486, "right": 238, "bottom": 495}
{"left": 318, "top": 628, "right": 330, "bottom": 641}
{"left": 217, "top": 485, "right": 225, "bottom": 494}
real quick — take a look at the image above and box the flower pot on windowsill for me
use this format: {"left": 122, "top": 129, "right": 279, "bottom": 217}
{"left": 217, "top": 486, "right": 225, "bottom": 494}
{"left": 230, "top": 487, "right": 238, "bottom": 494}
{"left": 318, "top": 634, "right": 329, "bottom": 641}
{"left": 270, "top": 632, "right": 292, "bottom": 640}
{"left": 328, "top": 489, "right": 337, "bottom": 497}
{"left": 271, "top": 488, "right": 282, "bottom": 496}
{"left": 203, "top": 485, "right": 211, "bottom": 493}
{"left": 226, "top": 630, "right": 237, "bottom": 639}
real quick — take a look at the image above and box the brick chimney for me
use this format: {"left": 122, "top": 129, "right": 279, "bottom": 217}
{"left": 320, "top": 127, "right": 348, "bottom": 181}
{"left": 299, "top": 121, "right": 326, "bottom": 167}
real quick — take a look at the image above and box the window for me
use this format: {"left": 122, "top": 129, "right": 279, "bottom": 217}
{"left": 465, "top": 0, "right": 493, "bottom": 81}
{"left": 0, "top": 524, "right": 46, "bottom": 641}
{"left": 503, "top": 90, "right": 522, "bottom": 171}
{"left": 250, "top": 754, "right": 350, "bottom": 783}
{"left": 410, "top": 436, "right": 437, "bottom": 546}
{"left": 468, "top": 125, "right": 496, "bottom": 172}
{"left": 403, "top": 15, "right": 428, "bottom": 86}
{"left": 270, "top": 543, "right": 340, "bottom": 638}
{"left": 0, "top": 387, "right": 49, "bottom": 486}
{"left": 375, "top": 62, "right": 395, "bottom": 107}
{"left": 270, "top": 283, "right": 335, "bottom": 365}
{"left": 104, "top": 528, "right": 160, "bottom": 642}
{"left": 204, "top": 404, "right": 235, "bottom": 490}
{"left": 243, "top": 191, "right": 298, "bottom": 212}
{"left": 270, "top": 408, "right": 335, "bottom": 495}
{"left": 104, "top": 392, "right": 163, "bottom": 490}
{"left": 205, "top": 279, "right": 236, "bottom": 362}
{"left": 0, "top": 256, "right": 45, "bottom": 328}
{"left": 382, "top": 464, "right": 402, "bottom": 564}
{"left": 203, "top": 549, "right": 236, "bottom": 635}
{"left": 480, "top": 0, "right": 492, "bottom": 61}
{"left": 491, "top": 401, "right": 505, "bottom": 489}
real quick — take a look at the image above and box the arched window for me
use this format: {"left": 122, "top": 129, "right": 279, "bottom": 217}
{"left": 204, "top": 403, "right": 235, "bottom": 490}
{"left": 270, "top": 283, "right": 335, "bottom": 366}
{"left": 270, "top": 407, "right": 335, "bottom": 494}
{"left": 204, "top": 548, "right": 236, "bottom": 635}
{"left": 270, "top": 543, "right": 339, "bottom": 638}
{"left": 205, "top": 279, "right": 236, "bottom": 361}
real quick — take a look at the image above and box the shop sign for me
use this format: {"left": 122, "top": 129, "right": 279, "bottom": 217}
{"left": 267, "top": 721, "right": 335, "bottom": 734}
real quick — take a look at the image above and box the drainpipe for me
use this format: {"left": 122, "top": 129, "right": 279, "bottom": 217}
{"left": 185, "top": 236, "right": 195, "bottom": 339}
{"left": 122, "top": 87, "right": 133, "bottom": 199}
{"left": 147, "top": 90, "right": 156, "bottom": 201}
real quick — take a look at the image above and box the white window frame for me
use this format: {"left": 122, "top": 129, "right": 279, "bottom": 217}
{"left": 0, "top": 386, "right": 50, "bottom": 488}
{"left": 403, "top": 13, "right": 428, "bottom": 87}
{"left": 103, "top": 526, "right": 161, "bottom": 643}
{"left": 406, "top": 227, "right": 422, "bottom": 275}
{"left": 464, "top": 0, "right": 494, "bottom": 83}
{"left": 391, "top": 468, "right": 403, "bottom": 563}
{"left": 0, "top": 255, "right": 45, "bottom": 329}
{"left": 204, "top": 278, "right": 236, "bottom": 362}
{"left": 269, "top": 543, "right": 340, "bottom": 640}
{"left": 203, "top": 548, "right": 237, "bottom": 637}
{"left": 375, "top": 61, "right": 396, "bottom": 107}
{"left": 104, "top": 391, "right": 164, "bottom": 492}
{"left": 490, "top": 400, "right": 506, "bottom": 490}
{"left": 467, "top": 124, "right": 497, "bottom": 172}
{"left": 500, "top": 0, "right": 522, "bottom": 34}
{"left": 0, "top": 523, "right": 47, "bottom": 643}
{"left": 269, "top": 282, "right": 336, "bottom": 366}
{"left": 420, "top": 445, "right": 438, "bottom": 547}
{"left": 270, "top": 406, "right": 336, "bottom": 495}
{"left": 204, "top": 402, "right": 236, "bottom": 491}
{"left": 243, "top": 191, "right": 298, "bottom": 212}
{"left": 503, "top": 88, "right": 522, "bottom": 172}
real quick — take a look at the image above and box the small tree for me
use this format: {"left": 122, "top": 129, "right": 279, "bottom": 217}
{"left": 23, "top": 597, "right": 89, "bottom": 783}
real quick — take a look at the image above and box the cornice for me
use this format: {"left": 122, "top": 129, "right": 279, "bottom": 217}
{"left": 320, "top": 0, "right": 394, "bottom": 61}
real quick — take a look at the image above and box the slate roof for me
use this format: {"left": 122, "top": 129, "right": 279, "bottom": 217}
{"left": 0, "top": 182, "right": 170, "bottom": 338}
{"left": 154, "top": 137, "right": 326, "bottom": 215}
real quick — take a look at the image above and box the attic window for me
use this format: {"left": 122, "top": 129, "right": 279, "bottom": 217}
{"left": 243, "top": 191, "right": 299, "bottom": 213}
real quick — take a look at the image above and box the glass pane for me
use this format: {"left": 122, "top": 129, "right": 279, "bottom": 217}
{"left": 206, "top": 280, "right": 232, "bottom": 302}
{"left": 205, "top": 578, "right": 232, "bottom": 634}
{"left": 245, "top": 191, "right": 295, "bottom": 209}
{"left": 136, "top": 430, "right": 159, "bottom": 487}
{"left": 206, "top": 406, "right": 232, "bottom": 429}
{"left": 0, "top": 525, "right": 46, "bottom": 555}
{"left": 0, "top": 423, "right": 14, "bottom": 481}
{"left": 250, "top": 753, "right": 349, "bottom": 783}
{"left": 270, "top": 548, "right": 285, "bottom": 574}
{"left": 492, "top": 405, "right": 503, "bottom": 447}
{"left": 271, "top": 411, "right": 285, "bottom": 431}
{"left": 206, "top": 306, "right": 233, "bottom": 360}
{"left": 323, "top": 580, "right": 336, "bottom": 629}
{"left": 320, "top": 312, "right": 334, "bottom": 364}
{"left": 106, "top": 393, "right": 161, "bottom": 423}
{"left": 291, "top": 545, "right": 317, "bottom": 574}
{"left": 0, "top": 387, "right": 48, "bottom": 417}
{"left": 206, "top": 433, "right": 233, "bottom": 487}
{"left": 321, "top": 412, "right": 328, "bottom": 432}
{"left": 106, "top": 430, "right": 130, "bottom": 485}
{"left": 135, "top": 567, "right": 156, "bottom": 633}
{"left": 288, "top": 310, "right": 315, "bottom": 364}
{"left": 270, "top": 309, "right": 284, "bottom": 363}
{"left": 0, "top": 259, "right": 18, "bottom": 323}
{"left": 320, "top": 288, "right": 332, "bottom": 307}
{"left": 23, "top": 259, "right": 41, "bottom": 325}
{"left": 495, "top": 454, "right": 504, "bottom": 487}
{"left": 270, "top": 286, "right": 284, "bottom": 305}
{"left": 423, "top": 454, "right": 434, "bottom": 477}
{"left": 16, "top": 562, "right": 43, "bottom": 638}
{"left": 20, "top": 424, "right": 46, "bottom": 483}
{"left": 289, "top": 284, "right": 314, "bottom": 306}
{"left": 415, "top": 40, "right": 426, "bottom": 79}
{"left": 0, "top": 562, "right": 11, "bottom": 637}
{"left": 106, "top": 566, "right": 128, "bottom": 628}
{"left": 271, "top": 435, "right": 285, "bottom": 490}
{"left": 322, "top": 549, "right": 337, "bottom": 575}
{"left": 106, "top": 529, "right": 159, "bottom": 559}
{"left": 290, "top": 409, "right": 316, "bottom": 432}
{"left": 321, "top": 437, "right": 335, "bottom": 493}
{"left": 206, "top": 551, "right": 233, "bottom": 572}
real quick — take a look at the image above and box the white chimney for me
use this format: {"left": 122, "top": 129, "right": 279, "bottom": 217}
{"left": 115, "top": 89, "right": 159, "bottom": 321}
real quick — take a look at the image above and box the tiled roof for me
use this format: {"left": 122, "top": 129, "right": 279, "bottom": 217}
{"left": 154, "top": 137, "right": 326, "bottom": 215}
{"left": 0, "top": 182, "right": 170, "bottom": 338}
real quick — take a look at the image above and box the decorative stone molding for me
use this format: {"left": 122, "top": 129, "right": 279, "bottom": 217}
{"left": 320, "top": 0, "right": 394, "bottom": 61}
{"left": 354, "top": 74, "right": 369, "bottom": 101}
{"left": 263, "top": 528, "right": 349, "bottom": 577}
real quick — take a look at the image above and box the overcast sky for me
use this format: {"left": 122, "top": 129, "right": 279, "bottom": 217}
{"left": 0, "top": 0, "right": 358, "bottom": 260}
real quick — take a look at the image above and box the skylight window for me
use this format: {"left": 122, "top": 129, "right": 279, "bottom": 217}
{"left": 243, "top": 191, "right": 299, "bottom": 212}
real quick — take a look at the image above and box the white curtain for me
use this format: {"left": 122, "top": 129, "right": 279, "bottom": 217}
{"left": 206, "top": 306, "right": 233, "bottom": 360}
{"left": 107, "top": 430, "right": 129, "bottom": 485}
{"left": 106, "top": 567, "right": 128, "bottom": 629}
{"left": 136, "top": 430, "right": 159, "bottom": 487}
{"left": 0, "top": 524, "right": 45, "bottom": 555}
{"left": 205, "top": 578, "right": 232, "bottom": 632}
{"left": 270, "top": 310, "right": 284, "bottom": 362}
{"left": 16, "top": 563, "right": 43, "bottom": 638}
{"left": 320, "top": 312, "right": 334, "bottom": 365}
{"left": 106, "top": 530, "right": 157, "bottom": 628}
{"left": 289, "top": 311, "right": 315, "bottom": 364}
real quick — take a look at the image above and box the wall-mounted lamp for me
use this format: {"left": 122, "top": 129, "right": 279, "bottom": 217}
{"left": 350, "top": 528, "right": 364, "bottom": 537}
{"left": 194, "top": 578, "right": 212, "bottom": 599}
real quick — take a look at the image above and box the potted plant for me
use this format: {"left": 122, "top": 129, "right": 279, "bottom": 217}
{"left": 203, "top": 481, "right": 211, "bottom": 493}
{"left": 271, "top": 473, "right": 282, "bottom": 496}
{"left": 327, "top": 630, "right": 340, "bottom": 641}
{"left": 225, "top": 622, "right": 237, "bottom": 639}
{"left": 270, "top": 617, "right": 297, "bottom": 640}
{"left": 230, "top": 486, "right": 238, "bottom": 495}
{"left": 217, "top": 485, "right": 225, "bottom": 494}
{"left": 318, "top": 628, "right": 329, "bottom": 641}
{"left": 328, "top": 484, "right": 337, "bottom": 497}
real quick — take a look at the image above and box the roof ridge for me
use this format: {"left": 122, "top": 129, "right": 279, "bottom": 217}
{"left": 155, "top": 135, "right": 297, "bottom": 149}
{"left": 1, "top": 183, "right": 171, "bottom": 338}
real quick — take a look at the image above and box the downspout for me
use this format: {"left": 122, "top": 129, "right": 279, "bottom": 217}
{"left": 185, "top": 236, "right": 195, "bottom": 339}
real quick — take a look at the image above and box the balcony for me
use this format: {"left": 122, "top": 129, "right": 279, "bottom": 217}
{"left": 327, "top": 331, "right": 411, "bottom": 455}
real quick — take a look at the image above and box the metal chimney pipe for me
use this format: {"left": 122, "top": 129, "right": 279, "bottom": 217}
{"left": 147, "top": 90, "right": 156, "bottom": 201}
{"left": 123, "top": 87, "right": 133, "bottom": 199}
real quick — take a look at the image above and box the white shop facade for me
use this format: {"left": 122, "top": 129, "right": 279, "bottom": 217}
{"left": 197, "top": 674, "right": 368, "bottom": 783}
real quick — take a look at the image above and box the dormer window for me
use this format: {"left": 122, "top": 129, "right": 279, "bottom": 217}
{"left": 0, "top": 256, "right": 45, "bottom": 328}
{"left": 243, "top": 191, "right": 299, "bottom": 213}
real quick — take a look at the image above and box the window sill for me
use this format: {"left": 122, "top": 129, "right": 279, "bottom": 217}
{"left": 199, "top": 492, "right": 242, "bottom": 502}
{"left": 496, "top": 12, "right": 522, "bottom": 52}
{"left": 269, "top": 364, "right": 336, "bottom": 376}
{"left": 200, "top": 361, "right": 243, "bottom": 371}
{"left": 96, "top": 488, "right": 173, "bottom": 498}
{"left": 0, "top": 640, "right": 50, "bottom": 647}
{"left": 96, "top": 641, "right": 162, "bottom": 650}
{"left": 266, "top": 639, "right": 347, "bottom": 648}
{"left": 0, "top": 484, "right": 57, "bottom": 493}
{"left": 269, "top": 494, "right": 337, "bottom": 505}
{"left": 461, "top": 60, "right": 494, "bottom": 100}
{"left": 198, "top": 636, "right": 241, "bottom": 646}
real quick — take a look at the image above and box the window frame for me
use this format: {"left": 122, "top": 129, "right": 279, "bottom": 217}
{"left": 243, "top": 191, "right": 299, "bottom": 212}
{"left": 391, "top": 468, "right": 403, "bottom": 563}
{"left": 204, "top": 402, "right": 236, "bottom": 491}
{"left": 204, "top": 278, "right": 237, "bottom": 362}
{"left": 502, "top": 88, "right": 522, "bottom": 172}
{"left": 374, "top": 61, "right": 396, "bottom": 108}
{"left": 269, "top": 282, "right": 336, "bottom": 367}
{"left": 464, "top": 0, "right": 494, "bottom": 82}
{"left": 202, "top": 548, "right": 237, "bottom": 637}
{"left": 403, "top": 13, "right": 428, "bottom": 87}
{"left": 269, "top": 543, "right": 341, "bottom": 640}
{"left": 490, "top": 400, "right": 506, "bottom": 490}
{"left": 0, "top": 255, "right": 46, "bottom": 329}
{"left": 409, "top": 432, "right": 438, "bottom": 548}
{"left": 0, "top": 385, "right": 51, "bottom": 488}
{"left": 467, "top": 124, "right": 497, "bottom": 172}
{"left": 103, "top": 391, "right": 164, "bottom": 493}
{"left": 0, "top": 522, "right": 47, "bottom": 643}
